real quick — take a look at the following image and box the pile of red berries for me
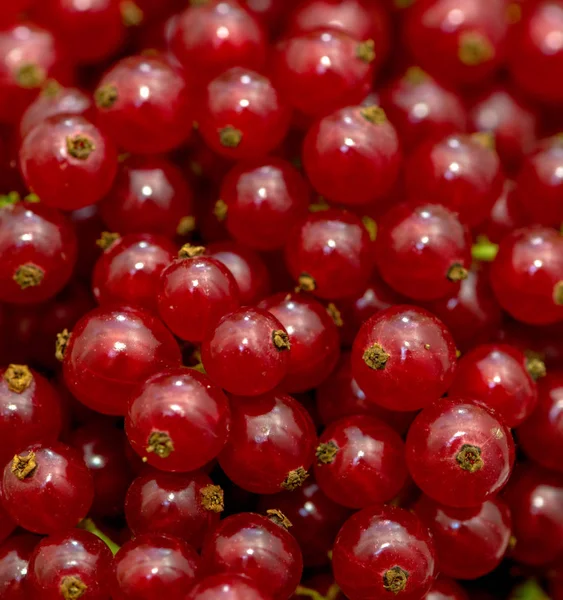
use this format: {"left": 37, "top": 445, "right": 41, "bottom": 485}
{"left": 0, "top": 0, "right": 562, "bottom": 599}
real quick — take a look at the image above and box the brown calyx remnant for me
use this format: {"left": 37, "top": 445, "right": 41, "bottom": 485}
{"left": 506, "top": 2, "right": 522, "bottom": 24}
{"left": 146, "top": 431, "right": 174, "bottom": 458}
{"left": 177, "top": 216, "right": 196, "bottom": 236}
{"left": 360, "top": 105, "right": 387, "bottom": 125}
{"left": 298, "top": 273, "right": 316, "bottom": 292}
{"left": 456, "top": 444, "right": 484, "bottom": 473}
{"left": 363, "top": 343, "right": 390, "bottom": 370}
{"left": 356, "top": 39, "right": 376, "bottom": 63}
{"left": 554, "top": 281, "right": 563, "bottom": 306}
{"left": 60, "top": 576, "right": 87, "bottom": 600}
{"left": 526, "top": 356, "right": 546, "bottom": 381}
{"left": 56, "top": 329, "right": 71, "bottom": 362}
{"left": 200, "top": 484, "right": 225, "bottom": 513}
{"left": 316, "top": 441, "right": 339, "bottom": 465}
{"left": 16, "top": 64, "right": 46, "bottom": 89}
{"left": 42, "top": 79, "right": 62, "bottom": 97}
{"left": 326, "top": 303, "right": 343, "bottom": 327}
{"left": 12, "top": 451, "right": 37, "bottom": 480}
{"left": 404, "top": 66, "right": 428, "bottom": 85}
{"left": 458, "top": 31, "right": 494, "bottom": 66}
{"left": 121, "top": 0, "right": 144, "bottom": 26}
{"left": 383, "top": 566, "right": 409, "bottom": 595}
{"left": 424, "top": 344, "right": 431, "bottom": 350}
{"left": 362, "top": 216, "right": 377, "bottom": 242}
{"left": 94, "top": 84, "right": 118, "bottom": 109}
{"left": 447, "top": 263, "right": 469, "bottom": 282}
{"left": 272, "top": 330, "right": 291, "bottom": 351}
{"left": 96, "top": 232, "right": 120, "bottom": 250}
{"left": 214, "top": 199, "right": 228, "bottom": 221}
{"left": 266, "top": 509, "right": 293, "bottom": 530}
{"left": 471, "top": 131, "right": 496, "bottom": 150}
{"left": 190, "top": 0, "right": 209, "bottom": 5}
{"left": 281, "top": 467, "right": 309, "bottom": 491}
{"left": 13, "top": 264, "right": 44, "bottom": 289}
{"left": 4, "top": 364, "right": 33, "bottom": 394}
{"left": 66, "top": 135, "right": 95, "bottom": 160}
{"left": 219, "top": 126, "right": 243, "bottom": 148}
{"left": 178, "top": 243, "right": 206, "bottom": 259}
{"left": 456, "top": 348, "right": 461, "bottom": 358}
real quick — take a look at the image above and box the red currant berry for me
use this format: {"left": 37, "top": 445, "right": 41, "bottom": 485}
{"left": 284, "top": 209, "right": 374, "bottom": 300}
{"left": 169, "top": 0, "right": 267, "bottom": 82}
{"left": 199, "top": 67, "right": 291, "bottom": 160}
{"left": 0, "top": 533, "right": 38, "bottom": 600}
{"left": 314, "top": 415, "right": 408, "bottom": 509}
{"left": 518, "top": 371, "right": 563, "bottom": 473}
{"left": 406, "top": 397, "right": 515, "bottom": 508}
{"left": 272, "top": 30, "right": 376, "bottom": 119}
{"left": 405, "top": 134, "right": 503, "bottom": 227}
{"left": 426, "top": 577, "right": 469, "bottom": 600}
{"left": 94, "top": 55, "right": 194, "bottom": 154}
{"left": 125, "top": 470, "right": 223, "bottom": 548}
{"left": 126, "top": 367, "right": 230, "bottom": 472}
{"left": 479, "top": 179, "right": 528, "bottom": 244}
{"left": 202, "top": 512, "right": 303, "bottom": 600}
{"left": 113, "top": 533, "right": 200, "bottom": 600}
{"left": 303, "top": 105, "right": 401, "bottom": 207}
{"left": 218, "top": 391, "right": 316, "bottom": 493}
{"left": 158, "top": 245, "right": 240, "bottom": 343}
{"left": 186, "top": 573, "right": 273, "bottom": 600}
{"left": 2, "top": 443, "right": 94, "bottom": 534}
{"left": 60, "top": 305, "right": 182, "bottom": 415}
{"left": 332, "top": 505, "right": 437, "bottom": 600}
{"left": 26, "top": 529, "right": 113, "bottom": 600}
{"left": 201, "top": 307, "right": 291, "bottom": 396}
{"left": 351, "top": 305, "right": 457, "bottom": 411}
{"left": 99, "top": 155, "right": 194, "bottom": 239}
{"left": 414, "top": 494, "right": 512, "bottom": 580}
{"left": 20, "top": 114, "right": 118, "bottom": 210}
{"left": 490, "top": 226, "right": 563, "bottom": 325}
{"left": 380, "top": 67, "right": 467, "bottom": 152}
{"left": 0, "top": 200, "right": 77, "bottom": 304}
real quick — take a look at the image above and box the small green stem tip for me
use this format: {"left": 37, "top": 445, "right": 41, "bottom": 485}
{"left": 472, "top": 239, "right": 499, "bottom": 262}
{"left": 79, "top": 518, "right": 121, "bottom": 555}
{"left": 509, "top": 579, "right": 549, "bottom": 600}
{"left": 294, "top": 584, "right": 341, "bottom": 600}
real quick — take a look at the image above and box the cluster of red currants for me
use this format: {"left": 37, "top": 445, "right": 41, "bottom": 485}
{"left": 0, "top": 0, "right": 562, "bottom": 599}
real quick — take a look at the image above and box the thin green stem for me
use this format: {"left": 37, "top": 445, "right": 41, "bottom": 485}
{"left": 79, "top": 518, "right": 121, "bottom": 555}
{"left": 509, "top": 579, "right": 549, "bottom": 600}
{"left": 294, "top": 584, "right": 341, "bottom": 600}
{"left": 472, "top": 239, "right": 499, "bottom": 262}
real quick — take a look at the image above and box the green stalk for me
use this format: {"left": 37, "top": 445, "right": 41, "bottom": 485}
{"left": 79, "top": 518, "right": 121, "bottom": 555}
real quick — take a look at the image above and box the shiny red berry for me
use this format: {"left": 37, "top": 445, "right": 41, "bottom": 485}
{"left": 186, "top": 573, "right": 273, "bottom": 600}
{"left": 0, "top": 533, "right": 38, "bottom": 600}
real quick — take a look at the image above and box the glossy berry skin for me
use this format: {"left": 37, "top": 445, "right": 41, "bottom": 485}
{"left": 415, "top": 494, "right": 512, "bottom": 580}
{"left": 26, "top": 529, "right": 113, "bottom": 600}
{"left": 207, "top": 242, "right": 271, "bottom": 305}
{"left": 199, "top": 67, "right": 291, "bottom": 161}
{"left": 332, "top": 505, "right": 437, "bottom": 600}
{"left": 405, "top": 134, "right": 503, "bottom": 227}
{"left": 0, "top": 365, "right": 62, "bottom": 464}
{"left": 99, "top": 155, "right": 194, "bottom": 239}
{"left": 0, "top": 534, "right": 38, "bottom": 600}
{"left": 406, "top": 398, "right": 515, "bottom": 508}
{"left": 113, "top": 534, "right": 200, "bottom": 600}
{"left": 404, "top": 0, "right": 508, "bottom": 87}
{"left": 202, "top": 308, "right": 291, "bottom": 396}
{"left": 219, "top": 158, "right": 309, "bottom": 251}
{"left": 186, "top": 573, "right": 273, "bottom": 600}
{"left": 490, "top": 226, "right": 563, "bottom": 325}
{"left": 351, "top": 305, "right": 457, "bottom": 411}
{"left": 93, "top": 233, "right": 176, "bottom": 313}
{"left": 449, "top": 344, "right": 538, "bottom": 427}
{"left": 507, "top": 0, "right": 563, "bottom": 104}
{"left": 0, "top": 498, "right": 15, "bottom": 546}
{"left": 20, "top": 114, "right": 118, "bottom": 211}
{"left": 169, "top": 0, "right": 267, "bottom": 82}
{"left": 515, "top": 135, "right": 563, "bottom": 227}
{"left": 62, "top": 305, "right": 182, "bottom": 415}
{"left": 95, "top": 55, "right": 194, "bottom": 154}
{"left": 0, "top": 201, "right": 77, "bottom": 304}
{"left": 503, "top": 463, "right": 563, "bottom": 565}
{"left": 518, "top": 372, "right": 563, "bottom": 473}
{"left": 259, "top": 292, "right": 340, "bottom": 393}
{"left": 125, "top": 470, "right": 222, "bottom": 549}
{"left": 284, "top": 209, "right": 373, "bottom": 300}
{"left": 158, "top": 253, "right": 240, "bottom": 343}
{"left": 380, "top": 67, "right": 467, "bottom": 153}
{"left": 201, "top": 512, "right": 303, "bottom": 600}
{"left": 303, "top": 105, "right": 400, "bottom": 206}
{"left": 218, "top": 392, "right": 316, "bottom": 494}
{"left": 480, "top": 179, "right": 529, "bottom": 245}
{"left": 2, "top": 443, "right": 94, "bottom": 534}
{"left": 272, "top": 29, "right": 375, "bottom": 119}
{"left": 257, "top": 479, "right": 351, "bottom": 567}
{"left": 126, "top": 367, "right": 230, "bottom": 473}
{"left": 314, "top": 415, "right": 408, "bottom": 509}
{"left": 426, "top": 577, "right": 469, "bottom": 600}
{"left": 375, "top": 203, "right": 471, "bottom": 301}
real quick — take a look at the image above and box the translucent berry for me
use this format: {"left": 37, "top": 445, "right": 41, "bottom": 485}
{"left": 185, "top": 573, "right": 273, "bottom": 600}
{"left": 0, "top": 533, "right": 38, "bottom": 600}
